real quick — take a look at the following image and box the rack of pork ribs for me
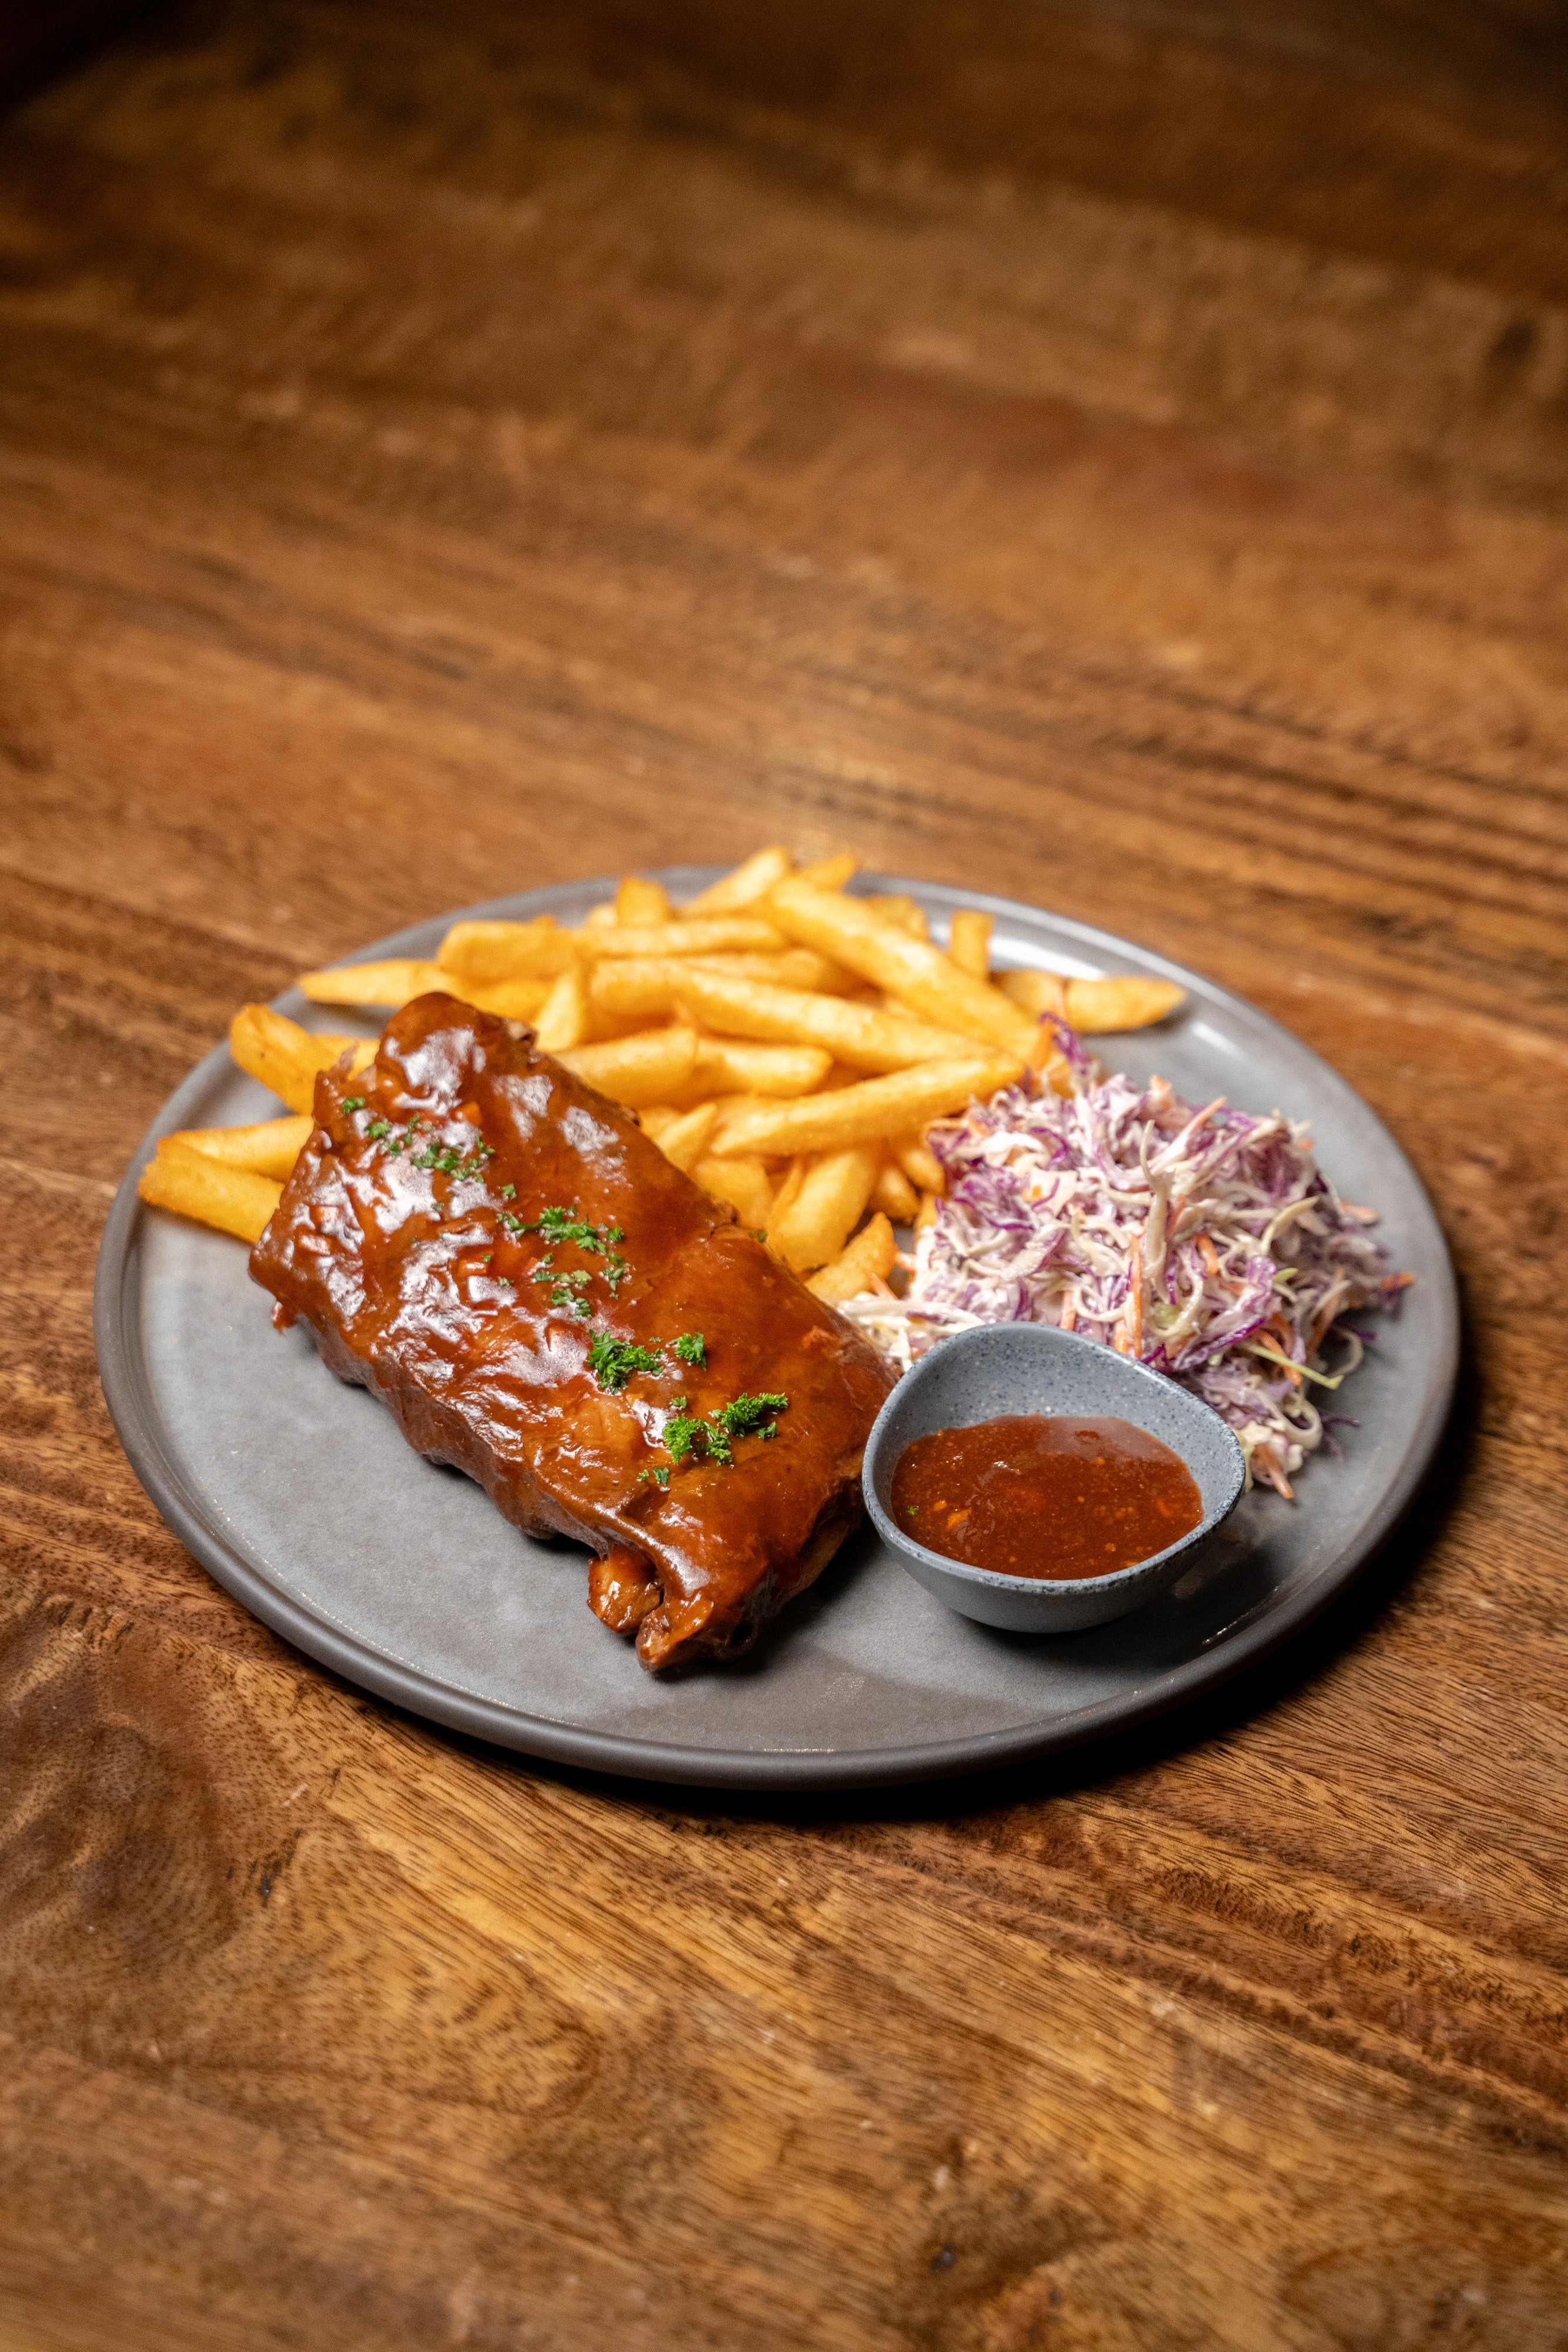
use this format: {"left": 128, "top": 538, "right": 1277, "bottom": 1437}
{"left": 250, "top": 994, "right": 895, "bottom": 1670}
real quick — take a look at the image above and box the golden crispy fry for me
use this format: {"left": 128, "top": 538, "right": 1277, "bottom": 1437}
{"left": 580, "top": 917, "right": 787, "bottom": 960}
{"left": 871, "top": 1158, "right": 921, "bottom": 1222}
{"left": 230, "top": 1005, "right": 375, "bottom": 1115}
{"left": 947, "top": 910, "right": 992, "bottom": 979}
{"left": 662, "top": 949, "right": 846, "bottom": 990}
{"left": 670, "top": 965, "right": 975, "bottom": 1074}
{"left": 792, "top": 852, "right": 858, "bottom": 891}
{"left": 713, "top": 1055, "right": 1021, "bottom": 1159}
{"left": 463, "top": 975, "right": 551, "bottom": 1020}
{"left": 891, "top": 1131, "right": 945, "bottom": 1194}
{"left": 140, "top": 1140, "right": 283, "bottom": 1244}
{"left": 300, "top": 959, "right": 548, "bottom": 1021}
{"left": 767, "top": 1144, "right": 881, "bottom": 1272}
{"left": 764, "top": 1155, "right": 808, "bottom": 1235}
{"left": 691, "top": 1038, "right": 833, "bottom": 1098}
{"left": 1064, "top": 976, "right": 1188, "bottom": 1032}
{"left": 587, "top": 960, "right": 684, "bottom": 1023}
{"left": 556, "top": 1026, "right": 701, "bottom": 1107}
{"left": 767, "top": 879, "right": 1038, "bottom": 1059}
{"left": 997, "top": 967, "right": 1068, "bottom": 1021}
{"left": 165, "top": 1115, "right": 312, "bottom": 1180}
{"left": 807, "top": 1212, "right": 897, "bottom": 1302}
{"left": 582, "top": 903, "right": 619, "bottom": 928}
{"left": 996, "top": 967, "right": 1185, "bottom": 1032}
{"left": 637, "top": 1106, "right": 680, "bottom": 1142}
{"left": 436, "top": 918, "right": 578, "bottom": 984}
{"left": 300, "top": 958, "right": 446, "bottom": 1008}
{"left": 683, "top": 846, "right": 792, "bottom": 914}
{"left": 915, "top": 1191, "right": 940, "bottom": 1232}
{"left": 862, "top": 894, "right": 930, "bottom": 939}
{"left": 691, "top": 1154, "right": 774, "bottom": 1231}
{"left": 718, "top": 949, "right": 857, "bottom": 993}
{"left": 592, "top": 954, "right": 857, "bottom": 1025}
{"left": 533, "top": 961, "right": 592, "bottom": 1052}
{"left": 654, "top": 1101, "right": 720, "bottom": 1172}
{"left": 616, "top": 875, "right": 673, "bottom": 925}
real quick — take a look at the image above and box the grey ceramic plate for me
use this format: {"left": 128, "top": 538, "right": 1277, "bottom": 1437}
{"left": 95, "top": 871, "right": 1458, "bottom": 1789}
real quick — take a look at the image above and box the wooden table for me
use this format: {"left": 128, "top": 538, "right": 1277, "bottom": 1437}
{"left": 4, "top": 4, "right": 1565, "bottom": 2343}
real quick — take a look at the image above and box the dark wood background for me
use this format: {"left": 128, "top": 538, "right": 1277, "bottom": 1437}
{"left": 4, "top": 3, "right": 1567, "bottom": 2345}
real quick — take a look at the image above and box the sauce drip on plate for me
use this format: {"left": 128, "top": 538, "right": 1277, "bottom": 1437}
{"left": 890, "top": 1414, "right": 1202, "bottom": 1582}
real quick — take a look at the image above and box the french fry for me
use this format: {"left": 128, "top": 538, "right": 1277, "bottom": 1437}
{"left": 995, "top": 968, "right": 1186, "bottom": 1031}
{"left": 767, "top": 1144, "right": 881, "bottom": 1272}
{"left": 1064, "top": 976, "right": 1187, "bottom": 1032}
{"left": 713, "top": 1055, "right": 1021, "bottom": 1158}
{"left": 947, "top": 910, "right": 992, "bottom": 978}
{"left": 437, "top": 918, "right": 579, "bottom": 983}
{"left": 139, "top": 1140, "right": 283, "bottom": 1245}
{"left": 998, "top": 968, "right": 1068, "bottom": 1021}
{"left": 891, "top": 1131, "right": 945, "bottom": 1194}
{"left": 767, "top": 879, "right": 1038, "bottom": 1059}
{"left": 670, "top": 965, "right": 975, "bottom": 1074}
{"left": 533, "top": 962, "right": 592, "bottom": 1052}
{"left": 871, "top": 1158, "right": 921, "bottom": 1222}
{"left": 764, "top": 1155, "right": 808, "bottom": 1235}
{"left": 793, "top": 852, "right": 858, "bottom": 891}
{"left": 862, "top": 894, "right": 930, "bottom": 939}
{"left": 164, "top": 1115, "right": 312, "bottom": 1180}
{"left": 616, "top": 875, "right": 673, "bottom": 925}
{"left": 300, "top": 959, "right": 549, "bottom": 1021}
{"left": 230, "top": 1005, "right": 376, "bottom": 1115}
{"left": 463, "top": 976, "right": 551, "bottom": 1020}
{"left": 683, "top": 846, "right": 793, "bottom": 914}
{"left": 580, "top": 917, "right": 787, "bottom": 960}
{"left": 300, "top": 958, "right": 446, "bottom": 1008}
{"left": 692, "top": 1154, "right": 774, "bottom": 1231}
{"left": 557, "top": 1026, "right": 701, "bottom": 1107}
{"left": 690, "top": 1038, "right": 833, "bottom": 1098}
{"left": 716, "top": 950, "right": 858, "bottom": 993}
{"left": 807, "top": 1212, "right": 897, "bottom": 1302}
{"left": 654, "top": 1101, "right": 721, "bottom": 1172}
{"left": 590, "top": 951, "right": 855, "bottom": 1022}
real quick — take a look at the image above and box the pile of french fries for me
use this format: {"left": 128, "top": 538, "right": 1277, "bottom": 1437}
{"left": 139, "top": 847, "right": 1184, "bottom": 1302}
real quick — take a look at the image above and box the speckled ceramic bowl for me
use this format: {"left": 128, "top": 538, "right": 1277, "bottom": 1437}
{"left": 862, "top": 1322, "right": 1248, "bottom": 1633}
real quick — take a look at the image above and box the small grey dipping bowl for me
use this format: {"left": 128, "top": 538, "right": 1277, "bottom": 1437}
{"left": 862, "top": 1322, "right": 1248, "bottom": 1634}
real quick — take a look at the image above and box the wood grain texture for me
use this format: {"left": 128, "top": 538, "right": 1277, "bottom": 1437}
{"left": 2, "top": 4, "right": 1567, "bottom": 2344}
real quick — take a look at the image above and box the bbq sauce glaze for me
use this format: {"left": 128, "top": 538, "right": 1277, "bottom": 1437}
{"left": 890, "top": 1414, "right": 1202, "bottom": 1581}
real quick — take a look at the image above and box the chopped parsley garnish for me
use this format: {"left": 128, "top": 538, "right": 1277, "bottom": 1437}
{"left": 409, "top": 1136, "right": 494, "bottom": 1180}
{"left": 672, "top": 1331, "right": 706, "bottom": 1367}
{"left": 499, "top": 1183, "right": 516, "bottom": 1201}
{"left": 529, "top": 1204, "right": 609, "bottom": 1251}
{"left": 704, "top": 1391, "right": 789, "bottom": 1464}
{"left": 342, "top": 1096, "right": 365, "bottom": 1112}
{"left": 587, "top": 1334, "right": 666, "bottom": 1392}
{"left": 537, "top": 1264, "right": 593, "bottom": 1316}
{"left": 661, "top": 1405, "right": 704, "bottom": 1466}
{"left": 366, "top": 1119, "right": 392, "bottom": 1141}
{"left": 655, "top": 1389, "right": 788, "bottom": 1472}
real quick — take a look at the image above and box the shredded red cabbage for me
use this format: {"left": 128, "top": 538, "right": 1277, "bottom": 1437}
{"left": 838, "top": 1023, "right": 1411, "bottom": 1496}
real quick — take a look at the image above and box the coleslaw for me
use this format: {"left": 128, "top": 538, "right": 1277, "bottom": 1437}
{"left": 840, "top": 1021, "right": 1410, "bottom": 1495}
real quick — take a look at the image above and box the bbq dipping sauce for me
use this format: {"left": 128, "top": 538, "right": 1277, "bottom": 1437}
{"left": 890, "top": 1413, "right": 1203, "bottom": 1582}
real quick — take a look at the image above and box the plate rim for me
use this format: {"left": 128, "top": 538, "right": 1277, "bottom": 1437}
{"left": 94, "top": 868, "right": 1460, "bottom": 1789}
